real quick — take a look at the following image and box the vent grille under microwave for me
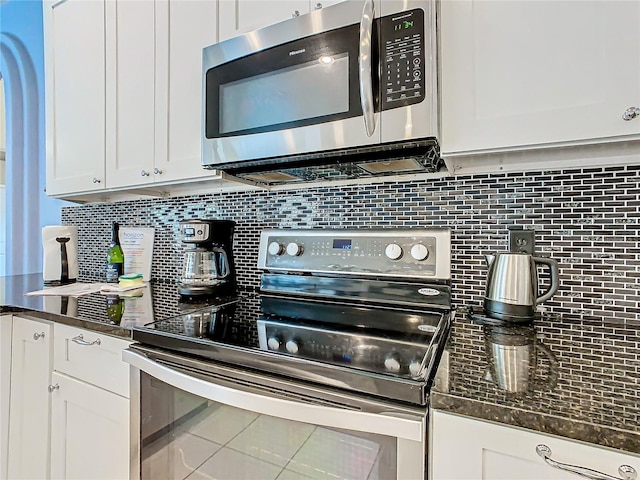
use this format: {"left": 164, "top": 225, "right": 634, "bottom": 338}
{"left": 226, "top": 139, "right": 442, "bottom": 186}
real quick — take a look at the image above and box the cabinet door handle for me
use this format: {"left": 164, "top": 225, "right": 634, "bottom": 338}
{"left": 291, "top": 9, "right": 300, "bottom": 17}
{"left": 313, "top": 2, "right": 322, "bottom": 9}
{"left": 92, "top": 177, "right": 101, "bottom": 184}
{"left": 71, "top": 334, "right": 101, "bottom": 346}
{"left": 48, "top": 383, "right": 59, "bottom": 393}
{"left": 622, "top": 106, "right": 640, "bottom": 121}
{"left": 33, "top": 332, "right": 45, "bottom": 341}
{"left": 536, "top": 445, "right": 637, "bottom": 480}
{"left": 141, "top": 170, "right": 150, "bottom": 177}
{"left": 153, "top": 168, "right": 163, "bottom": 175}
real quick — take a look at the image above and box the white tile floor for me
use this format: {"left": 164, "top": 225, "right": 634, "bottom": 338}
{"left": 142, "top": 404, "right": 388, "bottom": 480}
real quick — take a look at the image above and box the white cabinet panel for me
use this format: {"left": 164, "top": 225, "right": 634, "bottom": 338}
{"left": 218, "top": 0, "right": 344, "bottom": 42}
{"left": 44, "top": 0, "right": 106, "bottom": 195}
{"left": 7, "top": 316, "right": 52, "bottom": 480}
{"left": 53, "top": 323, "right": 132, "bottom": 398}
{"left": 440, "top": 0, "right": 640, "bottom": 156}
{"left": 50, "top": 372, "right": 130, "bottom": 480}
{"left": 0, "top": 315, "right": 11, "bottom": 480}
{"left": 430, "top": 411, "right": 640, "bottom": 480}
{"left": 105, "top": 0, "right": 156, "bottom": 188}
{"left": 155, "top": 0, "right": 219, "bottom": 182}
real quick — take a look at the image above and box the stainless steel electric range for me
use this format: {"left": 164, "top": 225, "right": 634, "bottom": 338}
{"left": 124, "top": 229, "right": 452, "bottom": 480}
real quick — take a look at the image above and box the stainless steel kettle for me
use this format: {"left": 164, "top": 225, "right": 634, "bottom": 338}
{"left": 483, "top": 253, "right": 559, "bottom": 321}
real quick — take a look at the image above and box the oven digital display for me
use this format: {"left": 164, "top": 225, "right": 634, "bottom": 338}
{"left": 332, "top": 239, "right": 352, "bottom": 250}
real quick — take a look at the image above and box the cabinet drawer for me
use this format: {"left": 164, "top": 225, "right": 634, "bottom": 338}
{"left": 53, "top": 323, "right": 132, "bottom": 398}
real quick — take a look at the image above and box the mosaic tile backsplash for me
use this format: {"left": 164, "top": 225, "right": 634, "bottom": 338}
{"left": 61, "top": 164, "right": 640, "bottom": 323}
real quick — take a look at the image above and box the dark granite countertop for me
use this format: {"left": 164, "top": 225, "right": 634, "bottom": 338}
{"left": 0, "top": 274, "right": 227, "bottom": 339}
{"left": 431, "top": 308, "right": 640, "bottom": 455}
{"left": 4, "top": 275, "right": 639, "bottom": 455}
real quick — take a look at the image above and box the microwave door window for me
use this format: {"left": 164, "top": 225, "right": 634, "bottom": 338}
{"left": 219, "top": 53, "right": 349, "bottom": 135}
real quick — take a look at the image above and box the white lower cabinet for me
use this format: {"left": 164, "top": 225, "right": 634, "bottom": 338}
{"left": 0, "top": 315, "right": 13, "bottom": 480}
{"left": 430, "top": 410, "right": 640, "bottom": 480}
{"left": 50, "top": 323, "right": 132, "bottom": 480}
{"left": 6, "top": 316, "right": 53, "bottom": 480}
{"left": 50, "top": 372, "right": 129, "bottom": 480}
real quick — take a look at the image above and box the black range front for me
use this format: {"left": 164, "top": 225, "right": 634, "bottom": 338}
{"left": 131, "top": 228, "right": 452, "bottom": 406}
{"left": 125, "top": 228, "right": 452, "bottom": 480}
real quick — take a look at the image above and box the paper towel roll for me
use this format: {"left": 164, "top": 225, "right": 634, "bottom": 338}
{"left": 42, "top": 225, "right": 79, "bottom": 283}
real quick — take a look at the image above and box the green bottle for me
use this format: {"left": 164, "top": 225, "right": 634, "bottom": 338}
{"left": 106, "top": 222, "right": 124, "bottom": 282}
{"left": 105, "top": 295, "right": 125, "bottom": 325}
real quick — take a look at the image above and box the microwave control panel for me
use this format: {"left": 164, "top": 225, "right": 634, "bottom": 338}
{"left": 380, "top": 8, "right": 426, "bottom": 111}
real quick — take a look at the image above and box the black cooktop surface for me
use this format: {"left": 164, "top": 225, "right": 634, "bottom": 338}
{"left": 133, "top": 291, "right": 450, "bottom": 405}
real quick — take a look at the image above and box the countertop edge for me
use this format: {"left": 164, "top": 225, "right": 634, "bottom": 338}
{"left": 430, "top": 391, "right": 640, "bottom": 456}
{"left": 1, "top": 305, "right": 133, "bottom": 339}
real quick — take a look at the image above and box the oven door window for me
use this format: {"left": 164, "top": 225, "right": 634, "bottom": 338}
{"left": 205, "top": 23, "right": 366, "bottom": 139}
{"left": 140, "top": 373, "right": 397, "bottom": 480}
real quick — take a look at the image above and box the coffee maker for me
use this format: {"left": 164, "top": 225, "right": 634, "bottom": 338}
{"left": 178, "top": 220, "right": 237, "bottom": 298}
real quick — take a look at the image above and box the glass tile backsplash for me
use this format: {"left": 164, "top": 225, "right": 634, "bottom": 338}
{"left": 61, "top": 165, "right": 640, "bottom": 323}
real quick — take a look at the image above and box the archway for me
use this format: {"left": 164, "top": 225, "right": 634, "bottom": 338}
{"left": 0, "top": 32, "right": 43, "bottom": 275}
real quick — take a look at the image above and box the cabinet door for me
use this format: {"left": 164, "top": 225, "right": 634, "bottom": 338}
{"left": 430, "top": 411, "right": 640, "bottom": 480}
{"left": 43, "top": 0, "right": 106, "bottom": 195}
{"left": 104, "top": 0, "right": 156, "bottom": 189}
{"left": 50, "top": 372, "right": 130, "bottom": 480}
{"left": 154, "top": 0, "right": 220, "bottom": 182}
{"left": 0, "top": 315, "right": 11, "bottom": 480}
{"left": 7, "top": 317, "right": 52, "bottom": 480}
{"left": 440, "top": 0, "right": 640, "bottom": 156}
{"left": 218, "top": 0, "right": 311, "bottom": 41}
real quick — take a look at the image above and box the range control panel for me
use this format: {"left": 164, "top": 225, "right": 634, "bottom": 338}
{"left": 257, "top": 319, "right": 430, "bottom": 379}
{"left": 258, "top": 229, "right": 451, "bottom": 280}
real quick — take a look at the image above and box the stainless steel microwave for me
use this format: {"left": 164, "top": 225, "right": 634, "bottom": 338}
{"left": 202, "top": 0, "right": 439, "bottom": 184}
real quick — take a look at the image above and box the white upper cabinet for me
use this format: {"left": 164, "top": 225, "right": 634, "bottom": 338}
{"left": 104, "top": 0, "right": 156, "bottom": 189}
{"left": 44, "top": 0, "right": 106, "bottom": 195}
{"left": 44, "top": 0, "right": 222, "bottom": 197}
{"left": 218, "top": 0, "right": 345, "bottom": 41}
{"left": 439, "top": 0, "right": 640, "bottom": 157}
{"left": 154, "top": 0, "right": 219, "bottom": 182}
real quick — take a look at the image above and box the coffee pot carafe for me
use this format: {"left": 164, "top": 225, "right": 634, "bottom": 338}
{"left": 178, "top": 220, "right": 236, "bottom": 298}
{"left": 483, "top": 253, "right": 559, "bottom": 321}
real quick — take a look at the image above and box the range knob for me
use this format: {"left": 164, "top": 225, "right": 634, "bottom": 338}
{"left": 385, "top": 243, "right": 403, "bottom": 260}
{"left": 267, "top": 336, "right": 282, "bottom": 350}
{"left": 409, "top": 359, "right": 422, "bottom": 377}
{"left": 285, "top": 339, "right": 301, "bottom": 354}
{"left": 384, "top": 353, "right": 402, "bottom": 373}
{"left": 410, "top": 244, "right": 429, "bottom": 261}
{"left": 268, "top": 241, "right": 284, "bottom": 256}
{"left": 286, "top": 242, "right": 303, "bottom": 256}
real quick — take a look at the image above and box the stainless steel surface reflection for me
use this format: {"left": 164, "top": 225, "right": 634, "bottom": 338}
{"left": 484, "top": 325, "right": 558, "bottom": 394}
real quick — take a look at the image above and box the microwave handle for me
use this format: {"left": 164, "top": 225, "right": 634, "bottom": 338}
{"left": 359, "top": 0, "right": 376, "bottom": 137}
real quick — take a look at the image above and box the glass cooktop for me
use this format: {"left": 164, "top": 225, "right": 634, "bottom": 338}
{"left": 132, "top": 292, "right": 450, "bottom": 405}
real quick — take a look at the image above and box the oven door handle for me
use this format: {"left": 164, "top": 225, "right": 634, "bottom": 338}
{"left": 359, "top": 0, "right": 376, "bottom": 137}
{"left": 123, "top": 348, "right": 423, "bottom": 442}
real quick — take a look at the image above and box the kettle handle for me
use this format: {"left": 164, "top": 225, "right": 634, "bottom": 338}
{"left": 533, "top": 257, "right": 559, "bottom": 304}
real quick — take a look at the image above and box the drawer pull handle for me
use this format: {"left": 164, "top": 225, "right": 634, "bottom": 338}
{"left": 536, "top": 445, "right": 637, "bottom": 480}
{"left": 48, "top": 383, "right": 59, "bottom": 393}
{"left": 71, "top": 334, "right": 101, "bottom": 346}
{"left": 33, "top": 332, "right": 45, "bottom": 341}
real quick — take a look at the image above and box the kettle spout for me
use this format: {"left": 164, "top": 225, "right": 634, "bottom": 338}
{"left": 484, "top": 254, "right": 495, "bottom": 267}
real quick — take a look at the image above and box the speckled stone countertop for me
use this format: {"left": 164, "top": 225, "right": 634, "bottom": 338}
{"left": 0, "top": 274, "right": 227, "bottom": 339}
{"left": 431, "top": 308, "right": 640, "bottom": 455}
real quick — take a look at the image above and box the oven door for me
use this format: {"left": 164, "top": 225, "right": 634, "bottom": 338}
{"left": 124, "top": 345, "right": 427, "bottom": 480}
